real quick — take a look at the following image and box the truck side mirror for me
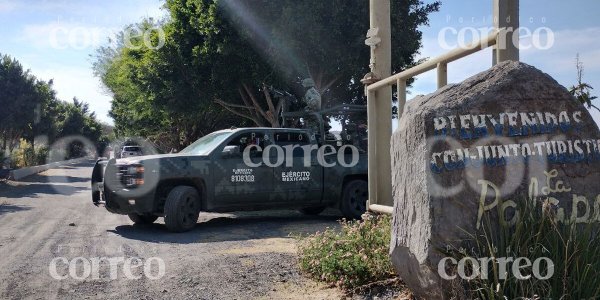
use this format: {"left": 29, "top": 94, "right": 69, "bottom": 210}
{"left": 222, "top": 145, "right": 240, "bottom": 157}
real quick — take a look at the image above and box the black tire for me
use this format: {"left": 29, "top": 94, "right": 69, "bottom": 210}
{"left": 164, "top": 186, "right": 201, "bottom": 232}
{"left": 340, "top": 179, "right": 368, "bottom": 219}
{"left": 128, "top": 213, "right": 158, "bottom": 224}
{"left": 299, "top": 206, "right": 326, "bottom": 216}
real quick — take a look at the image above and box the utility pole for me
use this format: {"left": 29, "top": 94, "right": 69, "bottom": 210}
{"left": 493, "top": 0, "right": 520, "bottom": 64}
{"left": 363, "top": 0, "right": 393, "bottom": 207}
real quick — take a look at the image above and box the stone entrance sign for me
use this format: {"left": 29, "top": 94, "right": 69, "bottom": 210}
{"left": 390, "top": 61, "right": 600, "bottom": 299}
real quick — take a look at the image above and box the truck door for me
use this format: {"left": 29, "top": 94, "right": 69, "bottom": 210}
{"left": 212, "top": 130, "right": 273, "bottom": 206}
{"left": 273, "top": 131, "right": 323, "bottom": 205}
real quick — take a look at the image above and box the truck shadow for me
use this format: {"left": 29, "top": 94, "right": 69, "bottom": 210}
{"left": 0, "top": 182, "right": 87, "bottom": 199}
{"left": 18, "top": 175, "right": 90, "bottom": 184}
{"left": 57, "top": 160, "right": 96, "bottom": 168}
{"left": 108, "top": 210, "right": 343, "bottom": 244}
{"left": 1, "top": 169, "right": 90, "bottom": 199}
{"left": 0, "top": 203, "right": 31, "bottom": 215}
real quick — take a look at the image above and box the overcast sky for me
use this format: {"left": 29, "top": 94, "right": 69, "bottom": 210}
{"left": 1, "top": 0, "right": 599, "bottom": 126}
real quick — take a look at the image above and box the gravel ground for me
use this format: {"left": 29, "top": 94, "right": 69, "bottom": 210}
{"left": 0, "top": 161, "right": 406, "bottom": 300}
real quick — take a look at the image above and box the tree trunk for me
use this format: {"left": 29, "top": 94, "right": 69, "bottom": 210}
{"left": 215, "top": 83, "right": 285, "bottom": 128}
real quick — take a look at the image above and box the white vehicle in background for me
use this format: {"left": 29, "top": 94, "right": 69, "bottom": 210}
{"left": 120, "top": 146, "right": 143, "bottom": 158}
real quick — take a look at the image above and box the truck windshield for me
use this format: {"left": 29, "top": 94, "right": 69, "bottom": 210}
{"left": 123, "top": 146, "right": 140, "bottom": 152}
{"left": 179, "top": 132, "right": 232, "bottom": 155}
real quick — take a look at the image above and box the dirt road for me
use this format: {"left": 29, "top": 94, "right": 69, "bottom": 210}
{"left": 0, "top": 161, "right": 346, "bottom": 300}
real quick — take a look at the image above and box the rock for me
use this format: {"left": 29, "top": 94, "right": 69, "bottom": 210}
{"left": 390, "top": 61, "right": 600, "bottom": 299}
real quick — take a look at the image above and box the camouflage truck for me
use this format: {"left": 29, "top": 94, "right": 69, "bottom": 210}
{"left": 91, "top": 127, "right": 367, "bottom": 232}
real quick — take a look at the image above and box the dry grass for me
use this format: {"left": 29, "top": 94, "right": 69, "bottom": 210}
{"left": 260, "top": 277, "right": 344, "bottom": 300}
{"left": 216, "top": 238, "right": 296, "bottom": 255}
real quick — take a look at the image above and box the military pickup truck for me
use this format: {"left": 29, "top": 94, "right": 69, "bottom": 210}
{"left": 92, "top": 127, "right": 368, "bottom": 232}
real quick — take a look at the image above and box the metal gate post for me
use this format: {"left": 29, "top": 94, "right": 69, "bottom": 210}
{"left": 493, "top": 0, "right": 520, "bottom": 64}
{"left": 366, "top": 0, "right": 393, "bottom": 207}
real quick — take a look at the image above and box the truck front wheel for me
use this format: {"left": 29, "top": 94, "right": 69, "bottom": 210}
{"left": 340, "top": 179, "right": 368, "bottom": 219}
{"left": 164, "top": 186, "right": 201, "bottom": 232}
{"left": 128, "top": 213, "right": 158, "bottom": 224}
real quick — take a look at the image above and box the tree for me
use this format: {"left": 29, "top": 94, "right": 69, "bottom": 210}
{"left": 95, "top": 0, "right": 440, "bottom": 147}
{"left": 0, "top": 54, "right": 40, "bottom": 151}
{"left": 0, "top": 53, "right": 108, "bottom": 160}
{"left": 169, "top": 0, "right": 440, "bottom": 125}
{"left": 94, "top": 19, "right": 252, "bottom": 150}
{"left": 51, "top": 98, "right": 104, "bottom": 157}
{"left": 32, "top": 79, "right": 60, "bottom": 143}
{"left": 569, "top": 54, "right": 598, "bottom": 113}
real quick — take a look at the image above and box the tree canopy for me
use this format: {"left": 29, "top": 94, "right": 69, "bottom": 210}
{"left": 0, "top": 53, "right": 108, "bottom": 160}
{"left": 95, "top": 0, "right": 440, "bottom": 150}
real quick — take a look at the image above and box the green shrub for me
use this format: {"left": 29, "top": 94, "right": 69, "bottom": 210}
{"left": 297, "top": 214, "right": 395, "bottom": 289}
{"left": 9, "top": 139, "right": 49, "bottom": 168}
{"left": 11, "top": 139, "right": 35, "bottom": 168}
{"left": 35, "top": 146, "right": 48, "bottom": 165}
{"left": 454, "top": 199, "right": 600, "bottom": 299}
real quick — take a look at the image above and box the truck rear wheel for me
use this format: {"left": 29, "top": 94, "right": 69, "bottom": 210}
{"left": 128, "top": 213, "right": 158, "bottom": 224}
{"left": 340, "top": 179, "right": 368, "bottom": 219}
{"left": 299, "top": 206, "right": 326, "bottom": 216}
{"left": 164, "top": 186, "right": 201, "bottom": 232}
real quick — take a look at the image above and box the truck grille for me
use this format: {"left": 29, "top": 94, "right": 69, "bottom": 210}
{"left": 105, "top": 165, "right": 136, "bottom": 187}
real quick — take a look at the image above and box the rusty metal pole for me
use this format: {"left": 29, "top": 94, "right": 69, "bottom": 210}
{"left": 493, "top": 0, "right": 520, "bottom": 64}
{"left": 365, "top": 0, "right": 393, "bottom": 208}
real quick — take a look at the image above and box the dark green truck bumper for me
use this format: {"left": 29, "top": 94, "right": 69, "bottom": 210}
{"left": 92, "top": 158, "right": 158, "bottom": 215}
{"left": 104, "top": 188, "right": 156, "bottom": 215}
